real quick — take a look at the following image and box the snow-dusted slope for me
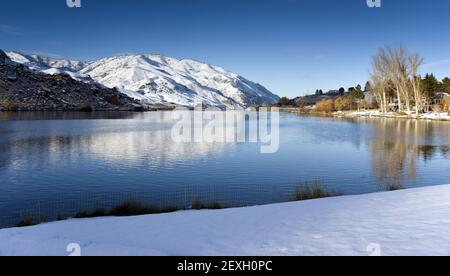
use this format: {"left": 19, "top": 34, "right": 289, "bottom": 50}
{"left": 6, "top": 51, "right": 279, "bottom": 108}
{"left": 5, "top": 52, "right": 84, "bottom": 73}
{"left": 1, "top": 185, "right": 450, "bottom": 256}
{"left": 5, "top": 52, "right": 90, "bottom": 81}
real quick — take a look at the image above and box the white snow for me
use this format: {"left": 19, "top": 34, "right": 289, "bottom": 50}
{"left": 1, "top": 185, "right": 450, "bottom": 256}
{"left": 421, "top": 112, "right": 450, "bottom": 120}
{"left": 5, "top": 51, "right": 279, "bottom": 109}
{"left": 338, "top": 110, "right": 450, "bottom": 121}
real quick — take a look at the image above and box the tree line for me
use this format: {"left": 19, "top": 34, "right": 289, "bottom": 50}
{"left": 370, "top": 45, "right": 450, "bottom": 115}
{"left": 279, "top": 45, "right": 450, "bottom": 114}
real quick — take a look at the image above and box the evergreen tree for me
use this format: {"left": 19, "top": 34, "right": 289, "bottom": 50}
{"left": 279, "top": 97, "right": 291, "bottom": 106}
{"left": 421, "top": 73, "right": 441, "bottom": 111}
{"left": 442, "top": 77, "right": 450, "bottom": 93}
{"left": 421, "top": 73, "right": 440, "bottom": 98}
{"left": 350, "top": 86, "right": 364, "bottom": 100}
{"left": 364, "top": 81, "right": 372, "bottom": 92}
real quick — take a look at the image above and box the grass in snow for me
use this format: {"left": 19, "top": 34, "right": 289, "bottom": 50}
{"left": 15, "top": 199, "right": 225, "bottom": 228}
{"left": 384, "top": 182, "right": 404, "bottom": 191}
{"left": 16, "top": 217, "right": 39, "bottom": 228}
{"left": 191, "top": 199, "right": 223, "bottom": 210}
{"left": 290, "top": 181, "right": 341, "bottom": 201}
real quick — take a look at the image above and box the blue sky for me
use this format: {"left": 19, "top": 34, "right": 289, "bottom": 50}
{"left": 1, "top": 0, "right": 449, "bottom": 97}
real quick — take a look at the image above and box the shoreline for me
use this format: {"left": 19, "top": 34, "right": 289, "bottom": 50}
{"left": 280, "top": 108, "right": 450, "bottom": 121}
{"left": 1, "top": 184, "right": 450, "bottom": 256}
{"left": 335, "top": 110, "right": 450, "bottom": 121}
{"left": 0, "top": 105, "right": 177, "bottom": 113}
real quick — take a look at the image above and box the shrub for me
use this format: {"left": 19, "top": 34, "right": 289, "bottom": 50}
{"left": 395, "top": 111, "right": 408, "bottom": 116}
{"left": 74, "top": 208, "right": 108, "bottom": 218}
{"left": 16, "top": 217, "right": 38, "bottom": 228}
{"left": 104, "top": 95, "right": 120, "bottom": 106}
{"left": 90, "top": 208, "right": 108, "bottom": 217}
{"left": 109, "top": 200, "right": 160, "bottom": 216}
{"left": 56, "top": 214, "right": 67, "bottom": 221}
{"left": 334, "top": 96, "right": 353, "bottom": 111}
{"left": 191, "top": 199, "right": 204, "bottom": 210}
{"left": 385, "top": 182, "right": 404, "bottom": 191}
{"left": 290, "top": 181, "right": 339, "bottom": 201}
{"left": 279, "top": 97, "right": 291, "bottom": 106}
{"left": 70, "top": 201, "right": 181, "bottom": 219}
{"left": 0, "top": 99, "right": 18, "bottom": 111}
{"left": 433, "top": 104, "right": 443, "bottom": 113}
{"left": 315, "top": 99, "right": 335, "bottom": 112}
{"left": 191, "top": 199, "right": 223, "bottom": 210}
{"left": 296, "top": 98, "right": 308, "bottom": 108}
{"left": 334, "top": 97, "right": 344, "bottom": 111}
{"left": 160, "top": 206, "right": 179, "bottom": 213}
{"left": 13, "top": 199, "right": 227, "bottom": 226}
{"left": 74, "top": 211, "right": 89, "bottom": 218}
{"left": 206, "top": 202, "right": 223, "bottom": 210}
{"left": 79, "top": 104, "right": 93, "bottom": 112}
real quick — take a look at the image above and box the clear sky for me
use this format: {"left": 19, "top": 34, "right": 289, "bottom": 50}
{"left": 1, "top": 0, "right": 449, "bottom": 97}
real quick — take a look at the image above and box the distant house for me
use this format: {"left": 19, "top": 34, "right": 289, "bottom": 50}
{"left": 434, "top": 92, "right": 450, "bottom": 111}
{"left": 326, "top": 90, "right": 341, "bottom": 96}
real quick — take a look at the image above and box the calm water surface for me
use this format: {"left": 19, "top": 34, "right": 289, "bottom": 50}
{"left": 0, "top": 111, "right": 449, "bottom": 227}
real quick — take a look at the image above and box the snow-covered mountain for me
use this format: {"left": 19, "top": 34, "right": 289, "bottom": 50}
{"left": 6, "top": 51, "right": 279, "bottom": 108}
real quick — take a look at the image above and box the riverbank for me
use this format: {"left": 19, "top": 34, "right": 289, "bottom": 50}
{"left": 1, "top": 185, "right": 450, "bottom": 256}
{"left": 280, "top": 107, "right": 450, "bottom": 121}
{"left": 335, "top": 110, "right": 450, "bottom": 121}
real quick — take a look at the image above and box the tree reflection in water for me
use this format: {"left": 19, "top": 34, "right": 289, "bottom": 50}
{"left": 367, "top": 118, "right": 450, "bottom": 190}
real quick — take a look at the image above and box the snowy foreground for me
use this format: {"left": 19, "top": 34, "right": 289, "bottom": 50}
{"left": 1, "top": 185, "right": 450, "bottom": 256}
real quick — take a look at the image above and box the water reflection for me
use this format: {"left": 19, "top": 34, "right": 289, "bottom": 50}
{"left": 0, "top": 127, "right": 229, "bottom": 171}
{"left": 360, "top": 118, "right": 450, "bottom": 190}
{"left": 0, "top": 111, "right": 139, "bottom": 121}
{"left": 416, "top": 145, "right": 450, "bottom": 161}
{"left": 1, "top": 113, "right": 450, "bottom": 227}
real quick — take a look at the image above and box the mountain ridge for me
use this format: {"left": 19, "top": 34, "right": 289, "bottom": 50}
{"left": 0, "top": 49, "right": 144, "bottom": 112}
{"left": 5, "top": 51, "right": 280, "bottom": 109}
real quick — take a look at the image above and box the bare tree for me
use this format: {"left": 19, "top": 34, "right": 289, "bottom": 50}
{"left": 370, "top": 45, "right": 424, "bottom": 115}
{"left": 409, "top": 53, "right": 424, "bottom": 116}
{"left": 370, "top": 73, "right": 388, "bottom": 113}
{"left": 371, "top": 49, "right": 391, "bottom": 113}
{"left": 381, "top": 47, "right": 404, "bottom": 112}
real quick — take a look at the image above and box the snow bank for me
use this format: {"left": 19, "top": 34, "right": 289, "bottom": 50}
{"left": 338, "top": 110, "right": 450, "bottom": 121}
{"left": 421, "top": 112, "right": 450, "bottom": 120}
{"left": 1, "top": 185, "right": 450, "bottom": 256}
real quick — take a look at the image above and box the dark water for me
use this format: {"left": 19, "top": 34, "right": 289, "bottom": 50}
{"left": 0, "top": 111, "right": 449, "bottom": 227}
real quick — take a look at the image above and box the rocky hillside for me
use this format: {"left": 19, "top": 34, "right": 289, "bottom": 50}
{"left": 6, "top": 51, "right": 279, "bottom": 109}
{"left": 0, "top": 50, "right": 144, "bottom": 111}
